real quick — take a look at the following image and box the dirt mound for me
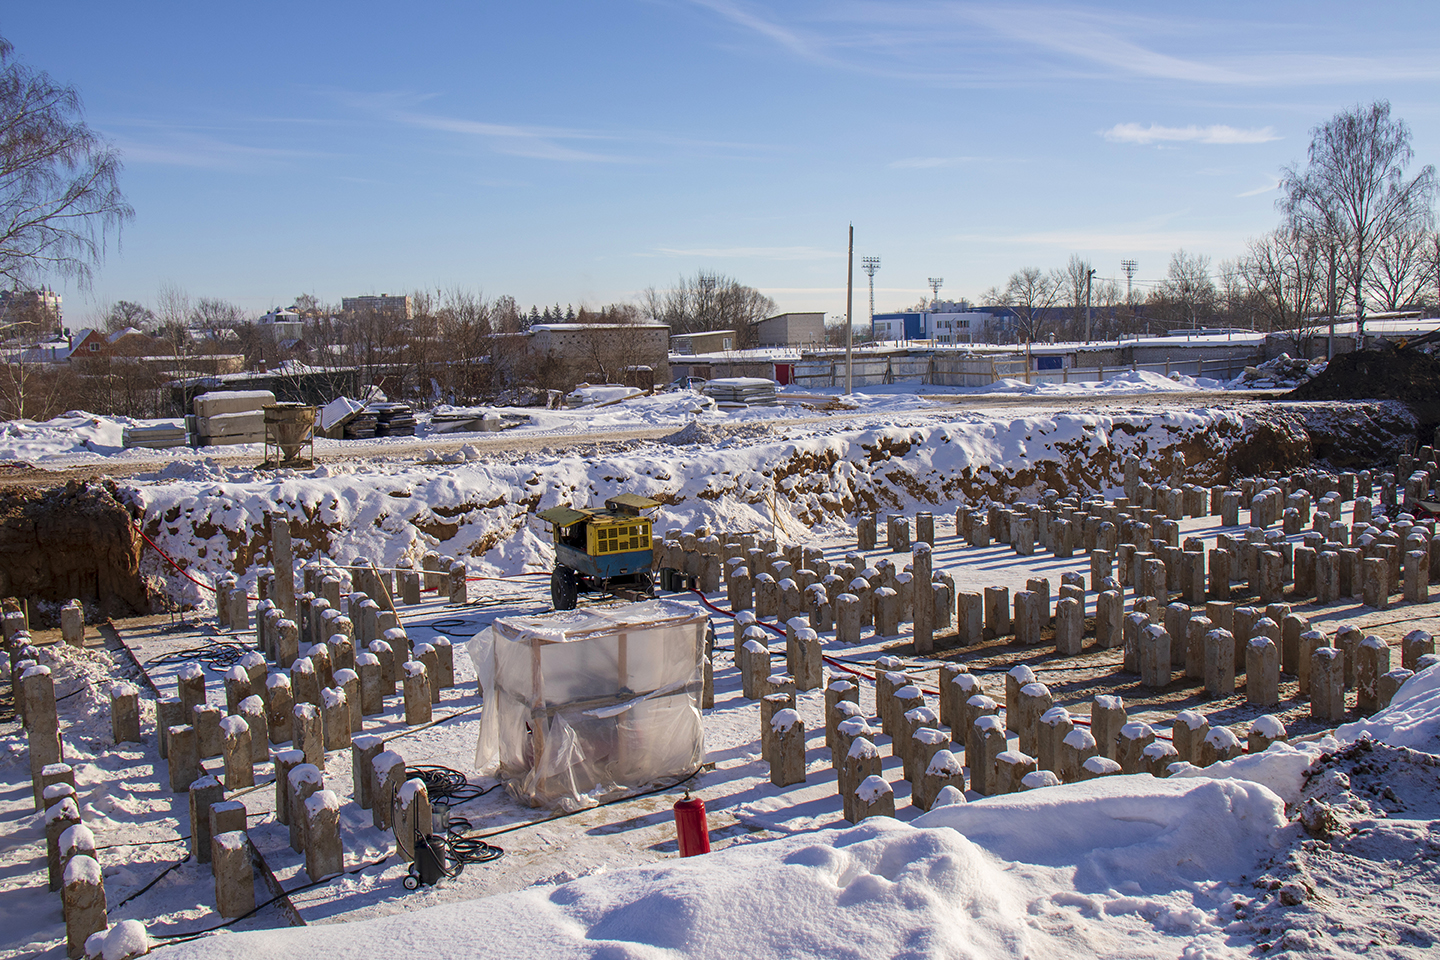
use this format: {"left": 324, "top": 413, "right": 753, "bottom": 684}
{"left": 1224, "top": 411, "right": 1314, "bottom": 477}
{"left": 1287, "top": 347, "right": 1440, "bottom": 402}
{"left": 1240, "top": 739, "right": 1440, "bottom": 955}
{"left": 0, "top": 481, "right": 153, "bottom": 621}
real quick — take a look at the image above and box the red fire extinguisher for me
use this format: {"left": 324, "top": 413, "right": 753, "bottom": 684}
{"left": 673, "top": 790, "right": 711, "bottom": 857}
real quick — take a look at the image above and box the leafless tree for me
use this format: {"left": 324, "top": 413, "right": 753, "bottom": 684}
{"left": 1241, "top": 228, "right": 1324, "bottom": 351}
{"left": 0, "top": 38, "right": 132, "bottom": 287}
{"left": 1001, "top": 267, "right": 1062, "bottom": 342}
{"left": 572, "top": 306, "right": 650, "bottom": 385}
{"left": 1280, "top": 100, "right": 1436, "bottom": 340}
{"left": 1366, "top": 229, "right": 1436, "bottom": 312}
{"left": 642, "top": 271, "right": 776, "bottom": 347}
{"left": 435, "top": 286, "right": 492, "bottom": 401}
{"left": 102, "top": 299, "right": 154, "bottom": 333}
{"left": 1154, "top": 249, "right": 1217, "bottom": 331}
{"left": 1061, "top": 254, "right": 1094, "bottom": 338}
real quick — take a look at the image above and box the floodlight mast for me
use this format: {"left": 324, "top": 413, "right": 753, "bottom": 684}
{"left": 861, "top": 256, "right": 880, "bottom": 343}
{"left": 927, "top": 277, "right": 943, "bottom": 309}
{"left": 1121, "top": 259, "right": 1137, "bottom": 304}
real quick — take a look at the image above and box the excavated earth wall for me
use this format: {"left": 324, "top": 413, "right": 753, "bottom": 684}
{"left": 117, "top": 402, "right": 1412, "bottom": 608}
{"left": 0, "top": 402, "right": 1409, "bottom": 614}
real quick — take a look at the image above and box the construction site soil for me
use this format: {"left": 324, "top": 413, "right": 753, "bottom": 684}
{"left": 1288, "top": 348, "right": 1440, "bottom": 403}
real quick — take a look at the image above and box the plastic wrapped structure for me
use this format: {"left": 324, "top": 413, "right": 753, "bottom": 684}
{"left": 469, "top": 600, "right": 707, "bottom": 810}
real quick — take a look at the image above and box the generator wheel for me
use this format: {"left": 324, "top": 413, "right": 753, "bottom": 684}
{"left": 551, "top": 566, "right": 579, "bottom": 610}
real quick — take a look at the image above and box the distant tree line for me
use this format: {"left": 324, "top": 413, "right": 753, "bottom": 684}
{"left": 959, "top": 101, "right": 1436, "bottom": 352}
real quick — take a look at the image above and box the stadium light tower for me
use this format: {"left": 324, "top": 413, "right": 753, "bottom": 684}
{"left": 1121, "top": 259, "right": 1137, "bottom": 303}
{"left": 927, "top": 277, "right": 943, "bottom": 309}
{"left": 861, "top": 256, "right": 880, "bottom": 343}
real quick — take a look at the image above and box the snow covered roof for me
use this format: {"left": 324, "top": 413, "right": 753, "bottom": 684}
{"left": 530, "top": 322, "right": 669, "bottom": 332}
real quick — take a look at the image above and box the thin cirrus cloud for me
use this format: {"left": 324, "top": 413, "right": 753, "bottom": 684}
{"left": 330, "top": 89, "right": 775, "bottom": 164}
{"left": 329, "top": 89, "right": 627, "bottom": 163}
{"left": 688, "top": 1, "right": 1440, "bottom": 87}
{"left": 111, "top": 132, "right": 324, "bottom": 171}
{"left": 1237, "top": 179, "right": 1281, "bottom": 198}
{"left": 1102, "top": 123, "right": 1281, "bottom": 146}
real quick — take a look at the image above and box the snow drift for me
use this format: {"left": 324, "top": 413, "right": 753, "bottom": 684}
{"left": 163, "top": 777, "right": 1289, "bottom": 960}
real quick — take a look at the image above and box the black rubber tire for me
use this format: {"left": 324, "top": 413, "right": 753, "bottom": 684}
{"left": 551, "top": 566, "right": 578, "bottom": 610}
{"left": 403, "top": 874, "right": 420, "bottom": 891}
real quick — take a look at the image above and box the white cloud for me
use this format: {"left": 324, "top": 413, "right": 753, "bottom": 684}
{"left": 1237, "top": 179, "right": 1281, "bottom": 198}
{"left": 1102, "top": 123, "right": 1280, "bottom": 145}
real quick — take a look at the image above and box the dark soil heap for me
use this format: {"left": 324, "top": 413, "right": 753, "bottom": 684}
{"left": 1287, "top": 347, "right": 1440, "bottom": 402}
{"left": 0, "top": 480, "right": 152, "bottom": 620}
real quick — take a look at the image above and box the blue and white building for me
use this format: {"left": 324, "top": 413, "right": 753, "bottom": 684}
{"left": 871, "top": 300, "right": 998, "bottom": 344}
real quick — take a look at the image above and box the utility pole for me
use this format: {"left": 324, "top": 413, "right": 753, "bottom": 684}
{"left": 845, "top": 225, "right": 854, "bottom": 395}
{"left": 861, "top": 256, "right": 880, "bottom": 343}
{"left": 1085, "top": 268, "right": 1095, "bottom": 342}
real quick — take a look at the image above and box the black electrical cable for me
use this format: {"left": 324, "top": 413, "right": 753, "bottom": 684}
{"left": 145, "top": 639, "right": 253, "bottom": 670}
{"left": 427, "top": 816, "right": 505, "bottom": 867}
{"left": 112, "top": 856, "right": 189, "bottom": 910}
{"left": 470, "top": 767, "right": 702, "bottom": 841}
{"left": 408, "top": 764, "right": 500, "bottom": 804}
{"left": 55, "top": 684, "right": 90, "bottom": 703}
{"left": 425, "top": 618, "right": 482, "bottom": 637}
{"left": 150, "top": 852, "right": 395, "bottom": 947}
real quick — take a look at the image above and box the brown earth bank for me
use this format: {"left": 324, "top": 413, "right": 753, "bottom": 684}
{"left": 0, "top": 480, "right": 150, "bottom": 623}
{"left": 1287, "top": 349, "right": 1440, "bottom": 451}
{"left": 0, "top": 399, "right": 1422, "bottom": 621}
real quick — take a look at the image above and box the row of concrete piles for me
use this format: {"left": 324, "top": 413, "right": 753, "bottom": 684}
{"left": 158, "top": 514, "right": 472, "bottom": 923}
{"left": 655, "top": 444, "right": 1440, "bottom": 819}
{"left": 753, "top": 625, "right": 1438, "bottom": 820}
{"left": 665, "top": 447, "right": 1440, "bottom": 699}
{"left": 2, "top": 511, "right": 477, "bottom": 955}
{"left": 1, "top": 607, "right": 115, "bottom": 958}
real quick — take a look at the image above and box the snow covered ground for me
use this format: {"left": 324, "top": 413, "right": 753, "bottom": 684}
{"left": 0, "top": 364, "right": 1283, "bottom": 470}
{"left": 5, "top": 378, "right": 1436, "bottom": 959}
{"left": 9, "top": 595, "right": 1436, "bottom": 960}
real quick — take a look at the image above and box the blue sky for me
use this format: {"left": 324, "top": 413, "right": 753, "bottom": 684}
{"left": 13, "top": 1, "right": 1440, "bottom": 324}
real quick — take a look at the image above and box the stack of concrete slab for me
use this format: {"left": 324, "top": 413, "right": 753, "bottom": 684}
{"left": 192, "top": 390, "right": 275, "bottom": 447}
{"left": 702, "top": 377, "right": 779, "bottom": 408}
{"left": 122, "top": 421, "right": 188, "bottom": 449}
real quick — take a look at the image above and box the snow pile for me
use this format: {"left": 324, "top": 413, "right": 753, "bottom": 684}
{"left": 977, "top": 369, "right": 1222, "bottom": 397}
{"left": 1334, "top": 663, "right": 1440, "bottom": 753}
{"left": 129, "top": 408, "right": 1276, "bottom": 606}
{"left": 163, "top": 776, "right": 1295, "bottom": 960}
{"left": 916, "top": 775, "right": 1288, "bottom": 891}
{"left": 565, "top": 385, "right": 641, "bottom": 406}
{"left": 1169, "top": 740, "right": 1332, "bottom": 805}
{"left": 1235, "top": 737, "right": 1440, "bottom": 956}
{"left": 1224, "top": 353, "right": 1325, "bottom": 390}
{"left": 0, "top": 411, "right": 132, "bottom": 460}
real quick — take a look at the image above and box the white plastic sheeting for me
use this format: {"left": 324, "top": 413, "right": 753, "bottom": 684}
{"left": 469, "top": 600, "right": 707, "bottom": 810}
